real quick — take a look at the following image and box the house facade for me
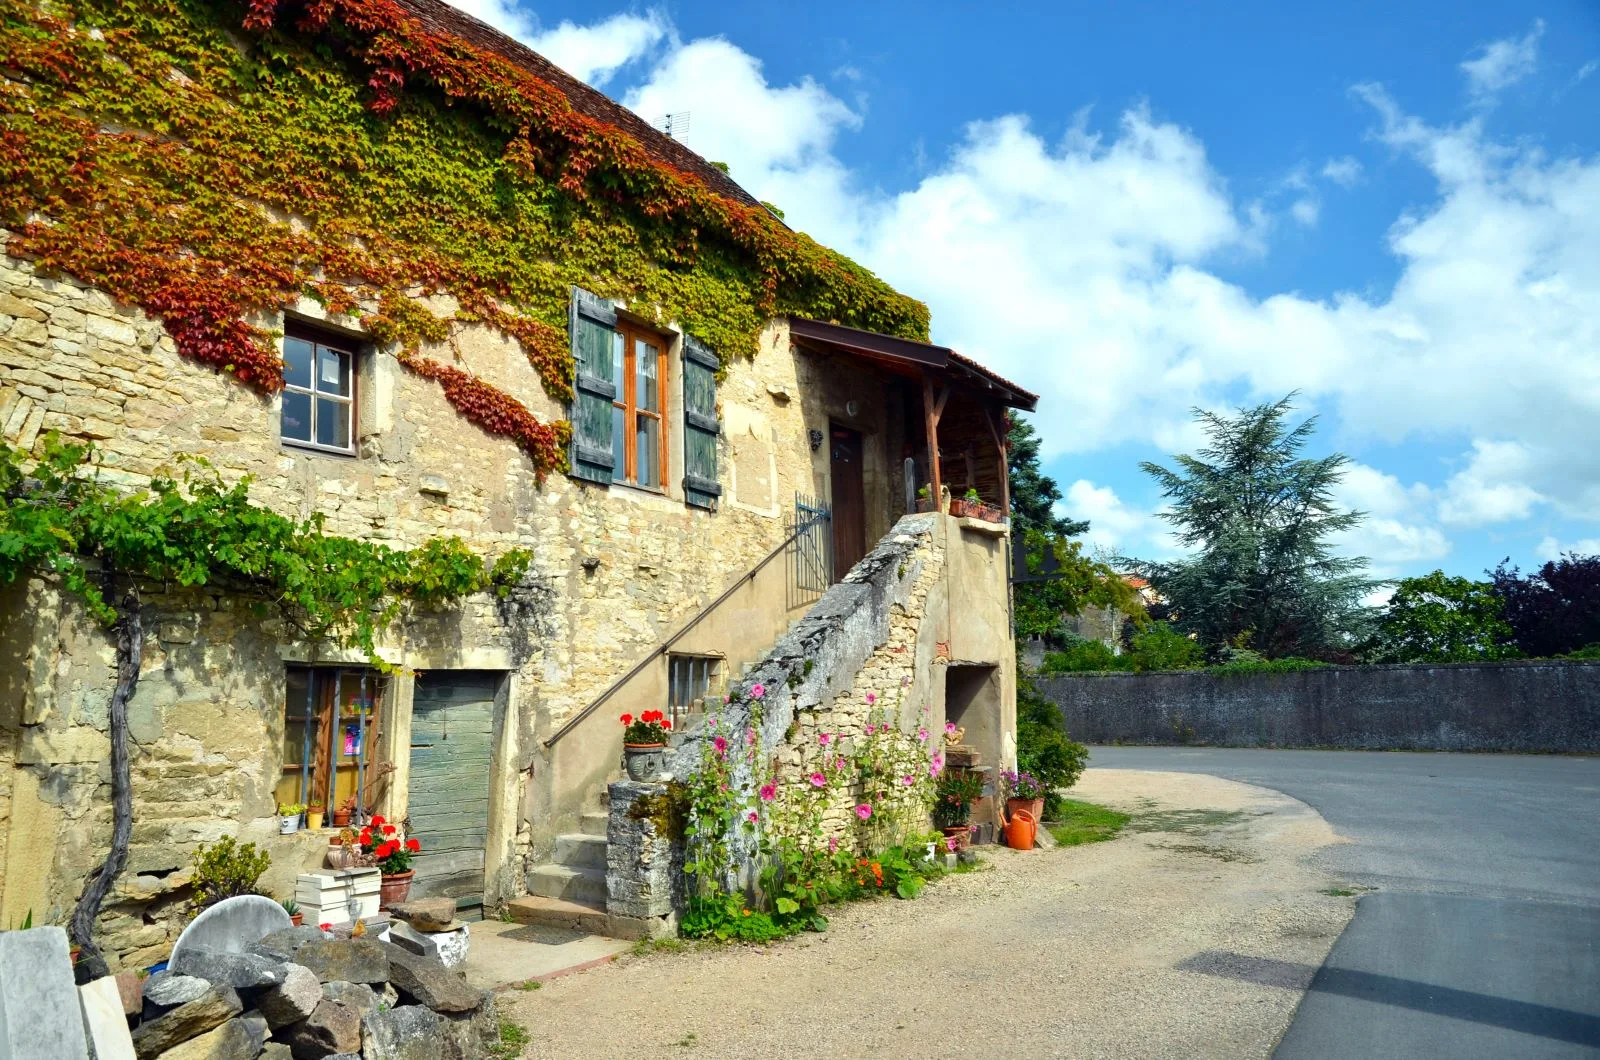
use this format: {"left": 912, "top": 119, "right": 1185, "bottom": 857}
{"left": 0, "top": 0, "right": 1033, "bottom": 967}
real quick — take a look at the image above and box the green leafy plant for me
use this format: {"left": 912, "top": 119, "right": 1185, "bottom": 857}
{"left": 931, "top": 770, "right": 983, "bottom": 829}
{"left": 1365, "top": 570, "right": 1520, "bottom": 663}
{"left": 280, "top": 898, "right": 299, "bottom": 916}
{"left": 189, "top": 836, "right": 271, "bottom": 915}
{"left": 621, "top": 710, "right": 672, "bottom": 745}
{"left": 963, "top": 488, "right": 981, "bottom": 503}
{"left": 276, "top": 803, "right": 306, "bottom": 817}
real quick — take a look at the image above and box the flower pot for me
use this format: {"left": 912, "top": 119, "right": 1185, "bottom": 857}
{"left": 279, "top": 814, "right": 302, "bottom": 835}
{"left": 289, "top": 913, "right": 304, "bottom": 927}
{"left": 306, "top": 810, "right": 324, "bottom": 830}
{"left": 327, "top": 843, "right": 362, "bottom": 870}
{"left": 379, "top": 870, "right": 415, "bottom": 910}
{"left": 1007, "top": 797, "right": 1045, "bottom": 824}
{"left": 624, "top": 742, "right": 666, "bottom": 782}
{"left": 332, "top": 809, "right": 351, "bottom": 828}
{"left": 939, "top": 825, "right": 971, "bottom": 853}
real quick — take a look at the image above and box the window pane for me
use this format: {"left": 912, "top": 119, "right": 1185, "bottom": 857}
{"left": 636, "top": 414, "right": 659, "bottom": 487}
{"left": 282, "top": 390, "right": 312, "bottom": 443}
{"left": 284, "top": 337, "right": 313, "bottom": 390}
{"left": 317, "top": 398, "right": 350, "bottom": 449}
{"left": 610, "top": 329, "right": 625, "bottom": 388}
{"left": 317, "top": 346, "right": 351, "bottom": 398}
{"left": 613, "top": 404, "right": 626, "bottom": 479}
{"left": 636, "top": 339, "right": 659, "bottom": 412}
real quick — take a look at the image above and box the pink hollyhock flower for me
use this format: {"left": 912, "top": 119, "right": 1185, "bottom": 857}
{"left": 746, "top": 729, "right": 756, "bottom": 745}
{"left": 759, "top": 783, "right": 776, "bottom": 801}
{"left": 819, "top": 733, "right": 831, "bottom": 745}
{"left": 944, "top": 721, "right": 957, "bottom": 734}
{"left": 901, "top": 774, "right": 915, "bottom": 786}
{"left": 855, "top": 803, "right": 872, "bottom": 820}
{"left": 828, "top": 836, "right": 839, "bottom": 853}
{"left": 809, "top": 772, "right": 826, "bottom": 788}
{"left": 747, "top": 811, "right": 759, "bottom": 824}
{"left": 833, "top": 757, "right": 845, "bottom": 771}
{"left": 750, "top": 683, "right": 766, "bottom": 699}
{"left": 917, "top": 727, "right": 929, "bottom": 742}
{"left": 863, "top": 724, "right": 875, "bottom": 736}
{"left": 944, "top": 837, "right": 957, "bottom": 853}
{"left": 930, "top": 752, "right": 945, "bottom": 777}
{"left": 713, "top": 735, "right": 728, "bottom": 754}
{"left": 865, "top": 692, "right": 877, "bottom": 705}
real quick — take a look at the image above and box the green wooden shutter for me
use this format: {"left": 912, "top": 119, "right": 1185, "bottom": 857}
{"left": 681, "top": 336, "right": 722, "bottom": 510}
{"left": 568, "top": 287, "right": 617, "bottom": 484}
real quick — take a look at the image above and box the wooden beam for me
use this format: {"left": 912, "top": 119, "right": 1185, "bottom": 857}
{"left": 923, "top": 374, "right": 943, "bottom": 511}
{"left": 933, "top": 384, "right": 951, "bottom": 422}
{"left": 983, "top": 405, "right": 1011, "bottom": 517}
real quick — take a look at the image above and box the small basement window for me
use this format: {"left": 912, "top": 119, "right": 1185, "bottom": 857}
{"left": 282, "top": 322, "right": 359, "bottom": 455}
{"left": 668, "top": 654, "right": 722, "bottom": 728}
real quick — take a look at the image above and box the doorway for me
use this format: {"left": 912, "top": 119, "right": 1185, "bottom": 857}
{"left": 830, "top": 423, "right": 867, "bottom": 575}
{"left": 407, "top": 670, "right": 500, "bottom": 918}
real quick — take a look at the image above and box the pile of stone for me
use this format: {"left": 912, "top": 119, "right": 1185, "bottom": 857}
{"left": 0, "top": 919, "right": 498, "bottom": 1060}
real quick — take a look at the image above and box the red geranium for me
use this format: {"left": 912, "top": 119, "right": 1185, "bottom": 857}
{"left": 382, "top": 825, "right": 396, "bottom": 836}
{"left": 359, "top": 823, "right": 418, "bottom": 875}
{"left": 621, "top": 709, "right": 671, "bottom": 745}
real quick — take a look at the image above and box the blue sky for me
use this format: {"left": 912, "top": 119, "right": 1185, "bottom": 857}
{"left": 453, "top": 0, "right": 1600, "bottom": 587}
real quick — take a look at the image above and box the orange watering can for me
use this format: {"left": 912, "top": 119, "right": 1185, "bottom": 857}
{"left": 1004, "top": 807, "right": 1037, "bottom": 850}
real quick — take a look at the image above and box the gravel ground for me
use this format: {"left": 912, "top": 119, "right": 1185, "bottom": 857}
{"left": 501, "top": 768, "right": 1355, "bottom": 1059}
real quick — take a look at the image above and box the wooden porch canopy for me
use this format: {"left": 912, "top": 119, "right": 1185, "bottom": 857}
{"left": 789, "top": 318, "right": 1038, "bottom": 516}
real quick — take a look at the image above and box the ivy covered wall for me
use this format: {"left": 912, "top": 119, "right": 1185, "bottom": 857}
{"left": 0, "top": 0, "right": 928, "bottom": 475}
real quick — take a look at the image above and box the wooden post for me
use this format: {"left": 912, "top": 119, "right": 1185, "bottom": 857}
{"left": 922, "top": 374, "right": 947, "bottom": 511}
{"left": 983, "top": 405, "right": 1011, "bottom": 516}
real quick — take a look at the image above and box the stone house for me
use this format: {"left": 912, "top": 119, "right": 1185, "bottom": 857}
{"left": 0, "top": 0, "right": 1033, "bottom": 964}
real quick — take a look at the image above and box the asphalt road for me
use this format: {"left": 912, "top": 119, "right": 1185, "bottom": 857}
{"left": 1088, "top": 747, "right": 1600, "bottom": 1058}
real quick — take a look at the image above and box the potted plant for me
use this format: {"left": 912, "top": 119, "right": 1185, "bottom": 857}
{"left": 1001, "top": 769, "right": 1046, "bottom": 826}
{"left": 915, "top": 484, "right": 936, "bottom": 513}
{"left": 951, "top": 488, "right": 981, "bottom": 518}
{"left": 358, "top": 815, "right": 422, "bottom": 908}
{"left": 277, "top": 803, "right": 305, "bottom": 834}
{"left": 305, "top": 803, "right": 325, "bottom": 830}
{"left": 621, "top": 710, "right": 672, "bottom": 782}
{"left": 281, "top": 898, "right": 303, "bottom": 927}
{"left": 331, "top": 796, "right": 354, "bottom": 828}
{"left": 328, "top": 826, "right": 365, "bottom": 869}
{"left": 932, "top": 770, "right": 983, "bottom": 850}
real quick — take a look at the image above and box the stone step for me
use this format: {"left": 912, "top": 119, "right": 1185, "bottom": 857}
{"left": 554, "top": 833, "right": 607, "bottom": 870}
{"left": 578, "top": 812, "right": 610, "bottom": 837}
{"left": 527, "top": 863, "right": 607, "bottom": 905}
{"left": 504, "top": 896, "right": 610, "bottom": 936}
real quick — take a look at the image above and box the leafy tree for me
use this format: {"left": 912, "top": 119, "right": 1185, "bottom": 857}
{"left": 1040, "top": 622, "right": 1201, "bottom": 673}
{"left": 1490, "top": 554, "right": 1600, "bottom": 658}
{"left": 1125, "top": 395, "right": 1377, "bottom": 658}
{"left": 1366, "top": 571, "right": 1519, "bottom": 663}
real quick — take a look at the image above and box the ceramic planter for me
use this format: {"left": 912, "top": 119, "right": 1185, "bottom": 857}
{"left": 624, "top": 743, "right": 666, "bottom": 782}
{"left": 306, "top": 809, "right": 325, "bottom": 830}
{"left": 379, "top": 870, "right": 415, "bottom": 909}
{"left": 1007, "top": 797, "right": 1045, "bottom": 823}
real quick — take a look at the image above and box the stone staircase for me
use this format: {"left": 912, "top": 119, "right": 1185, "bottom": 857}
{"left": 506, "top": 803, "right": 612, "bottom": 934}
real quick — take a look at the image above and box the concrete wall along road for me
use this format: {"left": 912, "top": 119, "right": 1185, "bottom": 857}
{"left": 1040, "top": 661, "right": 1600, "bottom": 753}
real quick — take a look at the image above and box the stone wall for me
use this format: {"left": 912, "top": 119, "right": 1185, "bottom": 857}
{"left": 1039, "top": 661, "right": 1600, "bottom": 752}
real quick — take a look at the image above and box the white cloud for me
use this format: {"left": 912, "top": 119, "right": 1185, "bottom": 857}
{"left": 1437, "top": 440, "right": 1546, "bottom": 526}
{"left": 1460, "top": 20, "right": 1544, "bottom": 102}
{"left": 1578, "top": 60, "right": 1599, "bottom": 85}
{"left": 1538, "top": 536, "right": 1600, "bottom": 560}
{"left": 1063, "top": 480, "right": 1162, "bottom": 556}
{"left": 1290, "top": 197, "right": 1321, "bottom": 226}
{"left": 1321, "top": 155, "right": 1363, "bottom": 186}
{"left": 531, "top": 11, "right": 669, "bottom": 87}
{"left": 444, "top": 0, "right": 539, "bottom": 41}
{"left": 1331, "top": 463, "right": 1451, "bottom": 574}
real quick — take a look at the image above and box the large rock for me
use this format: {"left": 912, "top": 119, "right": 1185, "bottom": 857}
{"left": 131, "top": 984, "right": 242, "bottom": 1059}
{"left": 387, "top": 900, "right": 456, "bottom": 933}
{"left": 440, "top": 1001, "right": 498, "bottom": 1060}
{"left": 255, "top": 926, "right": 331, "bottom": 962}
{"left": 293, "top": 938, "right": 388, "bottom": 985}
{"left": 142, "top": 972, "right": 211, "bottom": 1012}
{"left": 319, "top": 982, "right": 380, "bottom": 1021}
{"left": 0, "top": 927, "right": 90, "bottom": 1060}
{"left": 80, "top": 975, "right": 137, "bottom": 1060}
{"left": 156, "top": 1015, "right": 269, "bottom": 1060}
{"left": 361, "top": 1006, "right": 443, "bottom": 1060}
{"left": 169, "top": 947, "right": 287, "bottom": 991}
{"left": 115, "top": 969, "right": 144, "bottom": 1016}
{"left": 387, "top": 921, "right": 438, "bottom": 961}
{"left": 256, "top": 964, "right": 321, "bottom": 1030}
{"left": 378, "top": 944, "right": 480, "bottom": 1014}
{"left": 261, "top": 1044, "right": 293, "bottom": 1060}
{"left": 170, "top": 895, "right": 293, "bottom": 965}
{"left": 278, "top": 999, "right": 362, "bottom": 1059}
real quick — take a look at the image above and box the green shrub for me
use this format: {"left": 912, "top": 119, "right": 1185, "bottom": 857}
{"left": 1126, "top": 623, "right": 1203, "bottom": 671}
{"left": 1206, "top": 656, "right": 1329, "bottom": 676}
{"left": 1018, "top": 721, "right": 1089, "bottom": 819}
{"left": 1041, "top": 638, "right": 1127, "bottom": 673}
{"left": 189, "top": 836, "right": 271, "bottom": 915}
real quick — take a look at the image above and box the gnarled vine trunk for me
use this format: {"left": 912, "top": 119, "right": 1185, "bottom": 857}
{"left": 69, "top": 589, "right": 140, "bottom": 981}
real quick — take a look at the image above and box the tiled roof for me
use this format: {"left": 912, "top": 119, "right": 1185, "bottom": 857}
{"left": 397, "top": 0, "right": 765, "bottom": 211}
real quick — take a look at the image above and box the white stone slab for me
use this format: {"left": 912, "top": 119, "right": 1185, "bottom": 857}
{"left": 79, "top": 977, "right": 135, "bottom": 1060}
{"left": 0, "top": 926, "right": 89, "bottom": 1060}
{"left": 169, "top": 895, "right": 292, "bottom": 966}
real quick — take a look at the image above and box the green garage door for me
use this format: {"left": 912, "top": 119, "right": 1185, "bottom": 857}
{"left": 408, "top": 671, "right": 499, "bottom": 917}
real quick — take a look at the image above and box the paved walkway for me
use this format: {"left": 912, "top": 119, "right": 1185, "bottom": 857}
{"left": 1090, "top": 747, "right": 1600, "bottom": 1058}
{"left": 501, "top": 769, "right": 1352, "bottom": 1058}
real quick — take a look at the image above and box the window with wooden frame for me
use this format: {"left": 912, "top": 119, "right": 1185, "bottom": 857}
{"left": 610, "top": 321, "right": 668, "bottom": 490}
{"left": 281, "top": 321, "right": 359, "bottom": 455}
{"left": 278, "top": 665, "right": 390, "bottom": 818}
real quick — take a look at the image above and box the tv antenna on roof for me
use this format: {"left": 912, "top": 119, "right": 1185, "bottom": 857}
{"left": 653, "top": 112, "right": 690, "bottom": 140}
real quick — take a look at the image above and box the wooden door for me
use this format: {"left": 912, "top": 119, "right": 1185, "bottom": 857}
{"left": 830, "top": 423, "right": 867, "bottom": 576}
{"left": 408, "top": 671, "right": 498, "bottom": 918}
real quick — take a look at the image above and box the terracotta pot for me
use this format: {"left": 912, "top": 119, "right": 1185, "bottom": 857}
{"left": 379, "top": 870, "right": 415, "bottom": 909}
{"left": 290, "top": 913, "right": 304, "bottom": 927}
{"left": 1007, "top": 797, "right": 1045, "bottom": 824}
{"left": 624, "top": 743, "right": 666, "bottom": 782}
{"left": 939, "top": 825, "right": 971, "bottom": 853}
{"left": 331, "top": 809, "right": 351, "bottom": 827}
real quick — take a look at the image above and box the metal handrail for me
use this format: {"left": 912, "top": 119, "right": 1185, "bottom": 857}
{"left": 542, "top": 514, "right": 826, "bottom": 749}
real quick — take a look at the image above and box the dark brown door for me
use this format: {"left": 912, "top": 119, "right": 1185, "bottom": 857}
{"left": 830, "top": 424, "right": 867, "bottom": 576}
